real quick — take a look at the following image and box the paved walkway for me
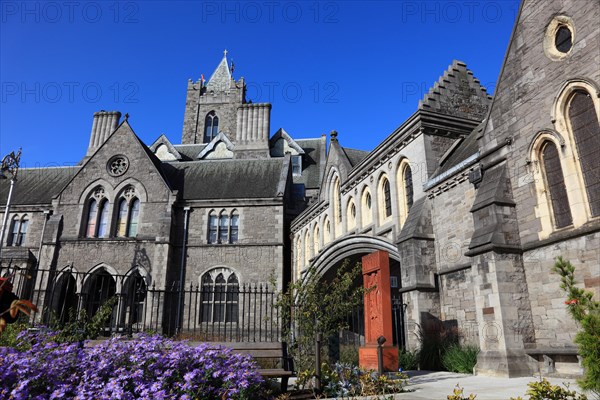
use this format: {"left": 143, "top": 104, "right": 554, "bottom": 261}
{"left": 393, "top": 371, "right": 583, "bottom": 399}
{"left": 291, "top": 371, "right": 584, "bottom": 400}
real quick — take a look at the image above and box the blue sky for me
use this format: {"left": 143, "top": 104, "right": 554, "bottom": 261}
{"left": 0, "top": 0, "right": 520, "bottom": 167}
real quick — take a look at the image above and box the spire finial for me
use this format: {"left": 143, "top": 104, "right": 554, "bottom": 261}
{"left": 224, "top": 49, "right": 228, "bottom": 57}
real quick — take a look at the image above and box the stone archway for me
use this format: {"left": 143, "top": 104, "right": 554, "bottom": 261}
{"left": 301, "top": 235, "right": 407, "bottom": 355}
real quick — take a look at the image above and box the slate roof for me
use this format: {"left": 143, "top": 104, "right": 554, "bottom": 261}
{"left": 419, "top": 60, "right": 492, "bottom": 121}
{"left": 173, "top": 144, "right": 207, "bottom": 160}
{"left": 342, "top": 147, "right": 369, "bottom": 167}
{"left": 431, "top": 119, "right": 485, "bottom": 179}
{"left": 295, "top": 138, "right": 324, "bottom": 189}
{"left": 166, "top": 158, "right": 285, "bottom": 200}
{"left": 0, "top": 166, "right": 80, "bottom": 205}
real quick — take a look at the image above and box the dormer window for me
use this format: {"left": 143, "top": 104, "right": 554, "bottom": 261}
{"left": 292, "top": 155, "right": 302, "bottom": 176}
{"left": 204, "top": 111, "right": 219, "bottom": 143}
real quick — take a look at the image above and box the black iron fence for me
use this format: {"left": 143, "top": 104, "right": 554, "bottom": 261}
{"left": 341, "top": 298, "right": 407, "bottom": 351}
{"left": 1, "top": 264, "right": 282, "bottom": 342}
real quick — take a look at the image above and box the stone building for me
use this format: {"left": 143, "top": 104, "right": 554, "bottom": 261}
{"left": 0, "top": 52, "right": 326, "bottom": 333}
{"left": 291, "top": 0, "right": 598, "bottom": 377}
{"left": 1, "top": 0, "right": 598, "bottom": 377}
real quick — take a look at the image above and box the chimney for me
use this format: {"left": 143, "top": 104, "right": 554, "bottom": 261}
{"left": 86, "top": 110, "right": 122, "bottom": 156}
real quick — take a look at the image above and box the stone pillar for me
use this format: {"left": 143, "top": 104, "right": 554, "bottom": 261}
{"left": 359, "top": 250, "right": 398, "bottom": 372}
{"left": 471, "top": 252, "right": 537, "bottom": 377}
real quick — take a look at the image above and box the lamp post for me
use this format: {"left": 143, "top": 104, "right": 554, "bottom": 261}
{"left": 0, "top": 149, "right": 22, "bottom": 265}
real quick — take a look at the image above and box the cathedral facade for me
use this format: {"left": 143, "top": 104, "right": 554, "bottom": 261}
{"left": 1, "top": 0, "right": 598, "bottom": 377}
{"left": 291, "top": 0, "right": 599, "bottom": 377}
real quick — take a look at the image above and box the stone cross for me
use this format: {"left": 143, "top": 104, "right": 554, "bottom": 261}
{"left": 359, "top": 250, "right": 398, "bottom": 372}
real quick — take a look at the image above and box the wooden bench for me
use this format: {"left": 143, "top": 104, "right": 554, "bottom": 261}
{"left": 525, "top": 347, "right": 582, "bottom": 375}
{"left": 204, "top": 342, "right": 294, "bottom": 392}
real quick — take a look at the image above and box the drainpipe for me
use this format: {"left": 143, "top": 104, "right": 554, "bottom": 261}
{"left": 176, "top": 206, "right": 191, "bottom": 334}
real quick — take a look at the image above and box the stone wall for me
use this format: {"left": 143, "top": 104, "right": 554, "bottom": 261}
{"left": 523, "top": 232, "right": 600, "bottom": 347}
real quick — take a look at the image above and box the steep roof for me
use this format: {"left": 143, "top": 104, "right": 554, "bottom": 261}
{"left": 167, "top": 158, "right": 286, "bottom": 200}
{"left": 295, "top": 138, "right": 325, "bottom": 189}
{"left": 0, "top": 166, "right": 80, "bottom": 205}
{"left": 342, "top": 147, "right": 369, "bottom": 167}
{"left": 431, "top": 119, "right": 485, "bottom": 179}
{"left": 206, "top": 51, "right": 233, "bottom": 92}
{"left": 419, "top": 60, "right": 492, "bottom": 121}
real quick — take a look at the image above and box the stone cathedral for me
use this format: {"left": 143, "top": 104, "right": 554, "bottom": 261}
{"left": 1, "top": 0, "right": 598, "bottom": 377}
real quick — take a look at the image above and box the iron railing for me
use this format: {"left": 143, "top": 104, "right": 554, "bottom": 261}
{"left": 1, "top": 264, "right": 282, "bottom": 342}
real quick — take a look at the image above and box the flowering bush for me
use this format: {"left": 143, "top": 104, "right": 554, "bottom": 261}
{"left": 296, "top": 362, "right": 407, "bottom": 397}
{"left": 0, "top": 331, "right": 265, "bottom": 399}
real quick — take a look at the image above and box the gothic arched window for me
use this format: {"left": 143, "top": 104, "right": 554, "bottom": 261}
{"left": 219, "top": 213, "right": 229, "bottom": 244}
{"left": 84, "top": 268, "right": 116, "bottom": 319}
{"left": 84, "top": 187, "right": 109, "bottom": 238}
{"left": 378, "top": 176, "right": 392, "bottom": 223}
{"left": 121, "top": 270, "right": 147, "bottom": 326}
{"left": 207, "top": 210, "right": 239, "bottom": 244}
{"left": 86, "top": 199, "right": 98, "bottom": 238}
{"left": 204, "top": 111, "right": 219, "bottom": 143}
{"left": 200, "top": 268, "right": 239, "bottom": 323}
{"left": 8, "top": 215, "right": 28, "bottom": 246}
{"left": 97, "top": 200, "right": 109, "bottom": 238}
{"left": 569, "top": 91, "right": 600, "bottom": 217}
{"left": 208, "top": 211, "right": 218, "bottom": 244}
{"left": 403, "top": 165, "right": 414, "bottom": 210}
{"left": 361, "top": 188, "right": 373, "bottom": 226}
{"left": 115, "top": 187, "right": 140, "bottom": 238}
{"left": 397, "top": 162, "right": 413, "bottom": 227}
{"left": 541, "top": 142, "right": 573, "bottom": 228}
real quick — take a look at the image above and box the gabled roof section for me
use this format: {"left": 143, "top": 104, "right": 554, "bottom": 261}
{"left": 419, "top": 60, "right": 492, "bottom": 121}
{"left": 197, "top": 132, "right": 234, "bottom": 159}
{"left": 173, "top": 144, "right": 207, "bottom": 161}
{"left": 56, "top": 119, "right": 176, "bottom": 198}
{"left": 0, "top": 166, "right": 80, "bottom": 206}
{"left": 430, "top": 119, "right": 486, "bottom": 180}
{"left": 269, "top": 128, "right": 305, "bottom": 156}
{"left": 150, "top": 134, "right": 182, "bottom": 161}
{"left": 342, "top": 147, "right": 369, "bottom": 167}
{"left": 206, "top": 51, "right": 232, "bottom": 92}
{"left": 295, "top": 137, "right": 326, "bottom": 190}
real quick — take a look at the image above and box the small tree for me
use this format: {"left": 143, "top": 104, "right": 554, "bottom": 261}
{"left": 277, "top": 259, "right": 364, "bottom": 372}
{"left": 552, "top": 257, "right": 600, "bottom": 397}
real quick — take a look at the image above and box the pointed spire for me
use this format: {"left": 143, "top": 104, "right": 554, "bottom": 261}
{"left": 206, "top": 50, "right": 232, "bottom": 91}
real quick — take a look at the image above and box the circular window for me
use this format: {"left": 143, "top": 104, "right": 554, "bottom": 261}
{"left": 107, "top": 155, "right": 129, "bottom": 177}
{"left": 555, "top": 26, "right": 572, "bottom": 53}
{"left": 543, "top": 16, "right": 575, "bottom": 61}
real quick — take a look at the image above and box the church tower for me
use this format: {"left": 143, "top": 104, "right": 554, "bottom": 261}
{"left": 181, "top": 51, "right": 272, "bottom": 158}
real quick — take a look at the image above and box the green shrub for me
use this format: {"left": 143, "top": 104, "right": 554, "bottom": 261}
{"left": 510, "top": 378, "right": 588, "bottom": 400}
{"left": 0, "top": 317, "right": 28, "bottom": 349}
{"left": 398, "top": 349, "right": 419, "bottom": 371}
{"left": 552, "top": 257, "right": 600, "bottom": 397}
{"left": 339, "top": 344, "right": 359, "bottom": 365}
{"left": 441, "top": 344, "right": 480, "bottom": 374}
{"left": 275, "top": 260, "right": 364, "bottom": 372}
